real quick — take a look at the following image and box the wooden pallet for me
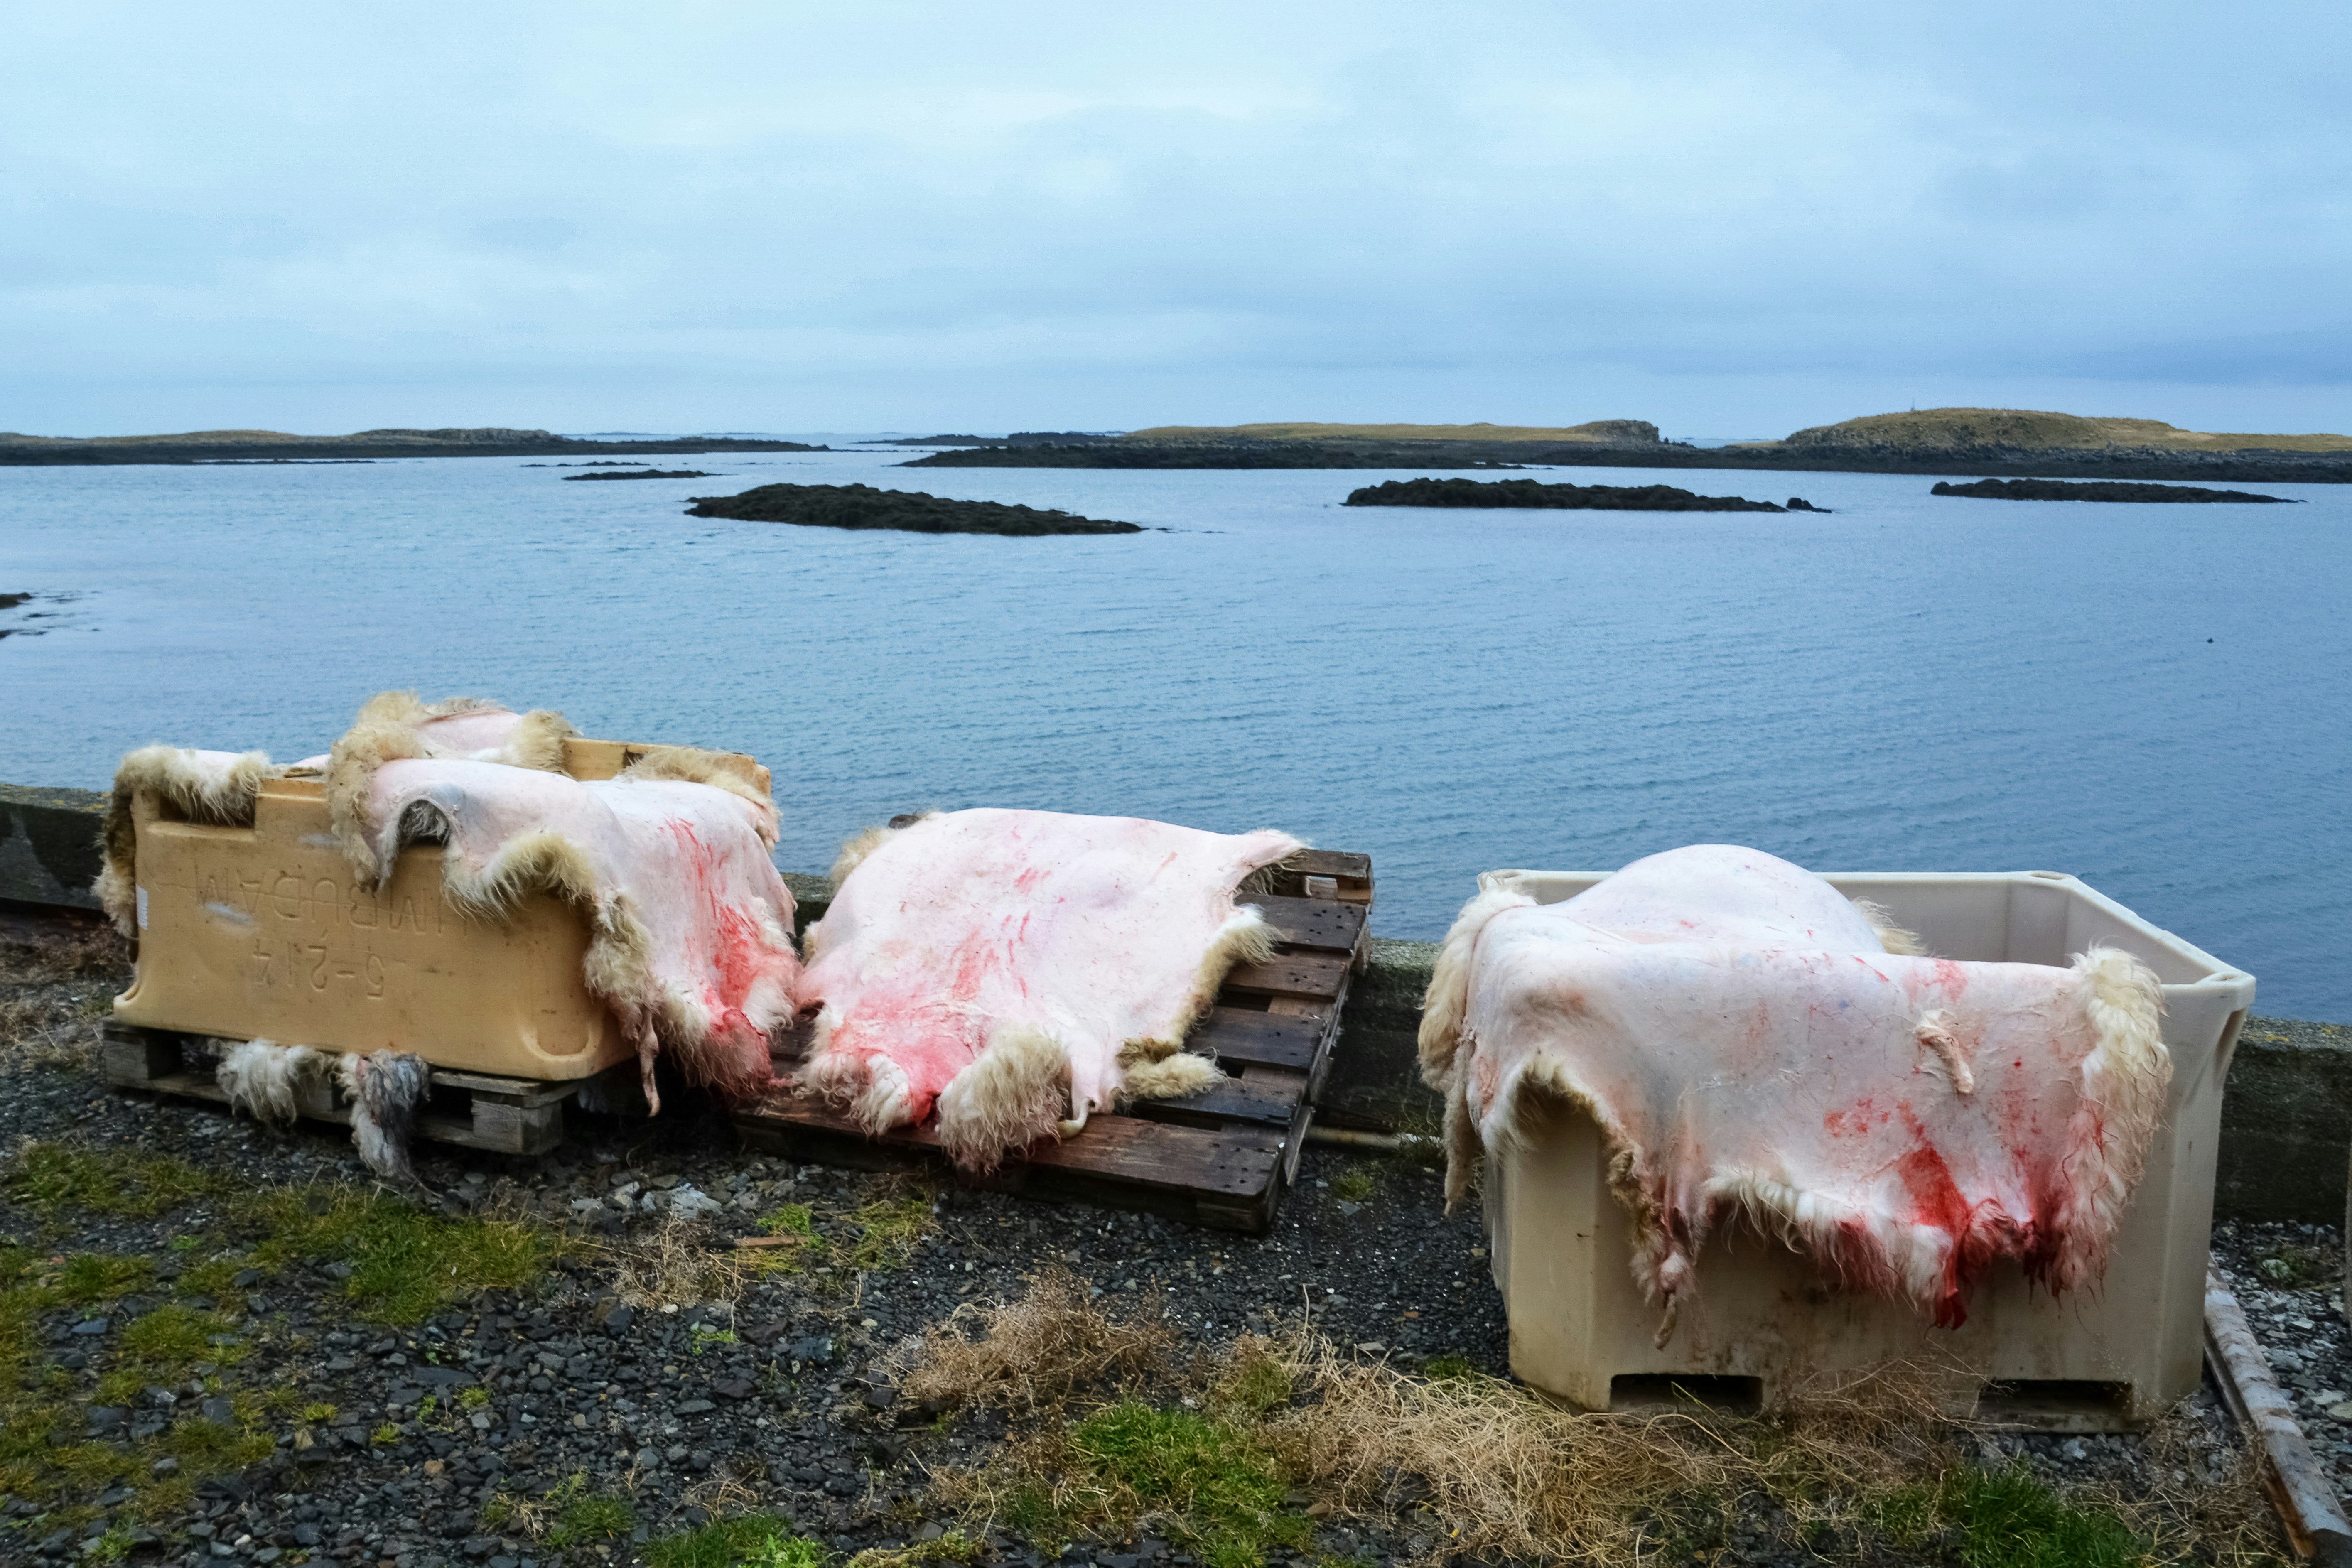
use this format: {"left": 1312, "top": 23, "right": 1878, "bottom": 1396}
{"left": 730, "top": 849, "right": 1374, "bottom": 1234}
{"left": 98, "top": 1021, "right": 615, "bottom": 1157}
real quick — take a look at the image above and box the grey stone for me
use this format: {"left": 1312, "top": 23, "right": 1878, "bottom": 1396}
{"left": 200, "top": 1395, "right": 235, "bottom": 1424}
{"left": 71, "top": 1316, "right": 110, "bottom": 1336}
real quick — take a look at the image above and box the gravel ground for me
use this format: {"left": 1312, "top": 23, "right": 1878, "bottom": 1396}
{"left": 2211, "top": 1221, "right": 2352, "bottom": 1486}
{"left": 0, "top": 919, "right": 2305, "bottom": 1568}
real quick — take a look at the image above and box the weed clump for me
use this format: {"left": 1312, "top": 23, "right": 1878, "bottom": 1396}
{"left": 842, "top": 1189, "right": 935, "bottom": 1271}
{"left": 898, "top": 1269, "right": 1175, "bottom": 1413}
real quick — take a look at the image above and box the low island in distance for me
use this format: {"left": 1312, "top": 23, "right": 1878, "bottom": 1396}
{"left": 1930, "top": 478, "right": 2297, "bottom": 504}
{"left": 561, "top": 469, "right": 712, "bottom": 480}
{"left": 683, "top": 482, "right": 1142, "bottom": 535}
{"left": 1343, "top": 478, "right": 1822, "bottom": 513}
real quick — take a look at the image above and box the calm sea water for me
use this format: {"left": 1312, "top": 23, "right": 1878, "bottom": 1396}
{"left": 5, "top": 449, "right": 2347, "bottom": 1019}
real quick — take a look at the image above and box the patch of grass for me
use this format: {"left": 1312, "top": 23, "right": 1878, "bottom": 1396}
{"left": 1215, "top": 1345, "right": 1292, "bottom": 1416}
{"left": 5, "top": 1142, "right": 233, "bottom": 1217}
{"left": 842, "top": 1191, "right": 935, "bottom": 1271}
{"left": 166, "top": 1236, "right": 201, "bottom": 1254}
{"left": 173, "top": 1252, "right": 258, "bottom": 1300}
{"left": 754, "top": 1538, "right": 832, "bottom": 1568}
{"left": 545, "top": 1491, "right": 639, "bottom": 1547}
{"left": 301, "top": 1402, "right": 338, "bottom": 1423}
{"left": 121, "top": 1303, "right": 243, "bottom": 1369}
{"left": 645, "top": 1512, "right": 800, "bottom": 1568}
{"left": 1330, "top": 1165, "right": 1379, "bottom": 1203}
{"left": 1879, "top": 1462, "right": 2146, "bottom": 1568}
{"left": 692, "top": 1325, "right": 739, "bottom": 1356}
{"left": 246, "top": 1185, "right": 570, "bottom": 1325}
{"left": 756, "top": 1203, "right": 814, "bottom": 1237}
{"left": 1419, "top": 1352, "right": 1476, "bottom": 1381}
{"left": 370, "top": 1421, "right": 400, "bottom": 1445}
{"left": 458, "top": 1385, "right": 489, "bottom": 1410}
{"left": 56, "top": 1253, "right": 152, "bottom": 1303}
{"left": 1062, "top": 1401, "right": 1310, "bottom": 1568}
{"left": 162, "top": 1416, "right": 272, "bottom": 1473}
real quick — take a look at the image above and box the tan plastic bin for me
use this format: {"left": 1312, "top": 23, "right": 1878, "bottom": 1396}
{"left": 1476, "top": 868, "right": 2254, "bottom": 1431}
{"left": 112, "top": 738, "right": 769, "bottom": 1081}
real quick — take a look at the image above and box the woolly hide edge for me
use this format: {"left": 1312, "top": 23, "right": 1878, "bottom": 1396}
{"left": 95, "top": 746, "right": 273, "bottom": 935}
{"left": 827, "top": 811, "right": 937, "bottom": 887}
{"left": 1848, "top": 897, "right": 1927, "bottom": 957}
{"left": 619, "top": 745, "right": 778, "bottom": 844}
{"left": 934, "top": 1024, "right": 1069, "bottom": 1173}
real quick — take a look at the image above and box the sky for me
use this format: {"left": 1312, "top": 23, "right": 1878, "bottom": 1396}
{"left": 3, "top": 1, "right": 2348, "bottom": 440}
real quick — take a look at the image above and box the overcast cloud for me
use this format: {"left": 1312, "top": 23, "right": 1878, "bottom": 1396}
{"left": 3, "top": 0, "right": 2347, "bottom": 437}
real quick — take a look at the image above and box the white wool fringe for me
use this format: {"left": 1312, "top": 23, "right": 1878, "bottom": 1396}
{"left": 215, "top": 1039, "right": 327, "bottom": 1127}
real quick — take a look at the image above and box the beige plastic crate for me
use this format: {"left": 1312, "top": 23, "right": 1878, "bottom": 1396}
{"left": 112, "top": 738, "right": 768, "bottom": 1081}
{"left": 1476, "top": 867, "right": 2255, "bottom": 1430}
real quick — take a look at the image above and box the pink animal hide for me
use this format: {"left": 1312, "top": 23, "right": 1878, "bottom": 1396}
{"left": 793, "top": 808, "right": 1301, "bottom": 1171}
{"left": 1419, "top": 845, "right": 2168, "bottom": 1333}
{"left": 366, "top": 758, "right": 800, "bottom": 1109}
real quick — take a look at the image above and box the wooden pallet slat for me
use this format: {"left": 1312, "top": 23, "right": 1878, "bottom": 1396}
{"left": 1222, "top": 953, "right": 1350, "bottom": 1002}
{"left": 731, "top": 849, "right": 1376, "bottom": 1234}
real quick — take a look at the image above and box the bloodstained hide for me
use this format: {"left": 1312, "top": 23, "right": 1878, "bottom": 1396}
{"left": 1419, "top": 845, "right": 2168, "bottom": 1336}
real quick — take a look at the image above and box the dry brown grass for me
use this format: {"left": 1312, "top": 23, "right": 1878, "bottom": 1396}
{"left": 2094, "top": 1408, "right": 2286, "bottom": 1567}
{"left": 894, "top": 1269, "right": 1178, "bottom": 1413}
{"left": 0, "top": 925, "right": 127, "bottom": 984}
{"left": 900, "top": 1274, "right": 2287, "bottom": 1567}
{"left": 0, "top": 992, "right": 95, "bottom": 1072}
{"left": 1256, "top": 1334, "right": 1969, "bottom": 1563}
{"left": 602, "top": 1212, "right": 771, "bottom": 1311}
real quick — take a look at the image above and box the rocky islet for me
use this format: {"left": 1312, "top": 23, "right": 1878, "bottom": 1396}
{"left": 683, "top": 483, "right": 1142, "bottom": 536}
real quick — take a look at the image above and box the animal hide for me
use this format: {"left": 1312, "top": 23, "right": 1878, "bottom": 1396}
{"left": 327, "top": 692, "right": 576, "bottom": 885}
{"left": 1419, "top": 845, "right": 2168, "bottom": 1335}
{"left": 361, "top": 751, "right": 800, "bottom": 1109}
{"left": 95, "top": 746, "right": 272, "bottom": 935}
{"left": 794, "top": 808, "right": 1300, "bottom": 1171}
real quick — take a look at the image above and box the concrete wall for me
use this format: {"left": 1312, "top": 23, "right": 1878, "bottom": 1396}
{"left": 0, "top": 782, "right": 106, "bottom": 911}
{"left": 7, "top": 783, "right": 2346, "bottom": 1222}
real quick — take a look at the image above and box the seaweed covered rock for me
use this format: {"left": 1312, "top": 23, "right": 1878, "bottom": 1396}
{"left": 684, "top": 482, "right": 1142, "bottom": 535}
{"left": 1343, "top": 478, "right": 1788, "bottom": 512}
{"left": 1931, "top": 478, "right": 2296, "bottom": 503}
